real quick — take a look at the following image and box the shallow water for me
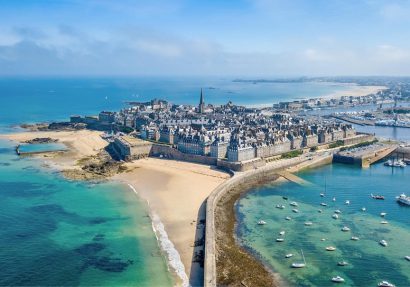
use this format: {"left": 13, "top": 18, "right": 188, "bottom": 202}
{"left": 18, "top": 142, "right": 67, "bottom": 153}
{"left": 237, "top": 163, "right": 410, "bottom": 287}
{"left": 0, "top": 139, "right": 173, "bottom": 286}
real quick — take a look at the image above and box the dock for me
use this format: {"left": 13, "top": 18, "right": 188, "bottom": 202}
{"left": 334, "top": 144, "right": 398, "bottom": 168}
{"left": 277, "top": 170, "right": 311, "bottom": 186}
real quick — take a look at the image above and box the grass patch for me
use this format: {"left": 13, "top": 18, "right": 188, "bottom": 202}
{"left": 280, "top": 150, "right": 303, "bottom": 159}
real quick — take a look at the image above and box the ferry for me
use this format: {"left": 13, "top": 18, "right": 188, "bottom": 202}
{"left": 378, "top": 281, "right": 395, "bottom": 287}
{"left": 396, "top": 193, "right": 410, "bottom": 206}
{"left": 379, "top": 240, "right": 388, "bottom": 247}
{"left": 331, "top": 276, "right": 345, "bottom": 283}
{"left": 257, "top": 220, "right": 266, "bottom": 225}
{"left": 371, "top": 194, "right": 385, "bottom": 200}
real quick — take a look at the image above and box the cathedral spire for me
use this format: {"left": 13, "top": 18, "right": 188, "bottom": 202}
{"left": 199, "top": 88, "right": 205, "bottom": 113}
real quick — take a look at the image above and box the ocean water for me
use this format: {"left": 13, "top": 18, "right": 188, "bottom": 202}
{"left": 0, "top": 139, "right": 173, "bottom": 286}
{"left": 0, "top": 77, "right": 360, "bottom": 128}
{"left": 237, "top": 163, "right": 410, "bottom": 287}
{"left": 18, "top": 142, "right": 67, "bottom": 153}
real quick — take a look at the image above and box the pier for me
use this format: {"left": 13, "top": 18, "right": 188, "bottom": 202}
{"left": 277, "top": 170, "right": 311, "bottom": 186}
{"left": 333, "top": 144, "right": 398, "bottom": 168}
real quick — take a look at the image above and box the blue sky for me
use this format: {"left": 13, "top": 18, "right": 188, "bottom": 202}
{"left": 0, "top": 0, "right": 409, "bottom": 76}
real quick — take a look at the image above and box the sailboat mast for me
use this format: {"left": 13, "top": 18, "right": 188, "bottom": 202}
{"left": 301, "top": 249, "right": 306, "bottom": 265}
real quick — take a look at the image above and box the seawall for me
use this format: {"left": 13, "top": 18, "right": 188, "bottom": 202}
{"left": 204, "top": 153, "right": 333, "bottom": 287}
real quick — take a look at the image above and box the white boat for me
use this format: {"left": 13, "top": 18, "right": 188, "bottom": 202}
{"left": 334, "top": 210, "right": 341, "bottom": 214}
{"left": 341, "top": 226, "right": 350, "bottom": 232}
{"left": 276, "top": 238, "right": 284, "bottom": 242}
{"left": 345, "top": 200, "right": 350, "bottom": 205}
{"left": 331, "top": 276, "right": 345, "bottom": 283}
{"left": 351, "top": 236, "right": 360, "bottom": 241}
{"left": 380, "top": 212, "right": 387, "bottom": 217}
{"left": 337, "top": 261, "right": 348, "bottom": 266}
{"left": 361, "top": 207, "right": 366, "bottom": 212}
{"left": 318, "top": 209, "right": 323, "bottom": 213}
{"left": 321, "top": 238, "right": 326, "bottom": 241}
{"left": 332, "top": 214, "right": 339, "bottom": 219}
{"left": 279, "top": 231, "right": 285, "bottom": 236}
{"left": 379, "top": 240, "right": 388, "bottom": 247}
{"left": 333, "top": 197, "right": 336, "bottom": 202}
{"left": 384, "top": 160, "right": 393, "bottom": 166}
{"left": 257, "top": 220, "right": 266, "bottom": 225}
{"left": 290, "top": 201, "right": 298, "bottom": 207}
{"left": 285, "top": 253, "right": 293, "bottom": 258}
{"left": 320, "top": 202, "right": 328, "bottom": 206}
{"left": 378, "top": 281, "right": 395, "bottom": 287}
{"left": 292, "top": 209, "right": 299, "bottom": 213}
{"left": 285, "top": 216, "right": 292, "bottom": 221}
{"left": 320, "top": 193, "right": 325, "bottom": 197}
{"left": 396, "top": 193, "right": 410, "bottom": 206}
{"left": 279, "top": 205, "right": 285, "bottom": 209}
{"left": 381, "top": 221, "right": 389, "bottom": 224}
{"left": 404, "top": 256, "right": 410, "bottom": 261}
{"left": 291, "top": 249, "right": 306, "bottom": 268}
{"left": 326, "top": 246, "right": 336, "bottom": 251}
{"left": 304, "top": 221, "right": 313, "bottom": 226}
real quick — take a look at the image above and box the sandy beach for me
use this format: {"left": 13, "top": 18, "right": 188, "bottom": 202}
{"left": 323, "top": 84, "right": 387, "bottom": 100}
{"left": 115, "top": 158, "right": 229, "bottom": 286}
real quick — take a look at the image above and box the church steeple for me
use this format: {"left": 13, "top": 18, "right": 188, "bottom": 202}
{"left": 199, "top": 88, "right": 205, "bottom": 113}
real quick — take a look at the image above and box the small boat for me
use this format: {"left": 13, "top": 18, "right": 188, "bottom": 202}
{"left": 341, "top": 226, "right": 350, "bottom": 232}
{"left": 285, "top": 253, "right": 293, "bottom": 258}
{"left": 285, "top": 216, "right": 292, "bottom": 221}
{"left": 332, "top": 197, "right": 336, "bottom": 202}
{"left": 337, "top": 261, "right": 348, "bottom": 266}
{"left": 318, "top": 209, "right": 323, "bottom": 213}
{"left": 276, "top": 238, "right": 284, "bottom": 242}
{"left": 384, "top": 160, "right": 393, "bottom": 166}
{"left": 282, "top": 196, "right": 288, "bottom": 200}
{"left": 331, "top": 276, "right": 345, "bottom": 283}
{"left": 380, "top": 212, "right": 387, "bottom": 217}
{"left": 320, "top": 193, "right": 325, "bottom": 197}
{"left": 290, "top": 201, "right": 298, "bottom": 207}
{"left": 361, "top": 207, "right": 366, "bottom": 212}
{"left": 279, "top": 231, "right": 285, "bottom": 236}
{"left": 332, "top": 214, "right": 339, "bottom": 219}
{"left": 291, "top": 249, "right": 306, "bottom": 268}
{"left": 276, "top": 204, "right": 282, "bottom": 208}
{"left": 320, "top": 202, "right": 328, "bottom": 206}
{"left": 257, "top": 220, "right": 267, "bottom": 225}
{"left": 404, "top": 256, "right": 410, "bottom": 261}
{"left": 396, "top": 193, "right": 410, "bottom": 206}
{"left": 351, "top": 236, "right": 360, "bottom": 241}
{"left": 304, "top": 221, "right": 313, "bottom": 226}
{"left": 371, "top": 193, "right": 385, "bottom": 200}
{"left": 379, "top": 240, "right": 388, "bottom": 247}
{"left": 334, "top": 210, "right": 341, "bottom": 214}
{"left": 378, "top": 281, "right": 395, "bottom": 287}
{"left": 321, "top": 238, "right": 326, "bottom": 241}
{"left": 292, "top": 209, "right": 299, "bottom": 213}
{"left": 381, "top": 221, "right": 389, "bottom": 224}
{"left": 345, "top": 200, "right": 350, "bottom": 205}
{"left": 326, "top": 246, "right": 336, "bottom": 251}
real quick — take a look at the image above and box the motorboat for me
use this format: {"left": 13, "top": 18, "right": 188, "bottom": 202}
{"left": 326, "top": 246, "right": 336, "bottom": 251}
{"left": 345, "top": 200, "right": 350, "bottom": 205}
{"left": 304, "top": 221, "right": 313, "bottom": 226}
{"left": 333, "top": 197, "right": 336, "bottom": 202}
{"left": 285, "top": 253, "right": 293, "bottom": 258}
{"left": 279, "top": 231, "right": 285, "bottom": 236}
{"left": 371, "top": 193, "right": 385, "bottom": 200}
{"left": 380, "top": 212, "right": 387, "bottom": 217}
{"left": 337, "top": 261, "right": 348, "bottom": 266}
{"left": 291, "top": 249, "right": 306, "bottom": 268}
{"left": 381, "top": 221, "right": 389, "bottom": 224}
{"left": 361, "top": 207, "right": 366, "bottom": 212}
{"left": 320, "top": 202, "right": 328, "bottom": 206}
{"left": 379, "top": 240, "right": 388, "bottom": 247}
{"left": 351, "top": 236, "right": 360, "bottom": 241}
{"left": 285, "top": 216, "right": 292, "bottom": 221}
{"left": 396, "top": 193, "right": 410, "bottom": 206}
{"left": 282, "top": 196, "right": 288, "bottom": 200}
{"left": 321, "top": 238, "right": 326, "bottom": 241}
{"left": 276, "top": 238, "right": 284, "bottom": 242}
{"left": 341, "top": 226, "right": 350, "bottom": 232}
{"left": 257, "top": 220, "right": 267, "bottom": 225}
{"left": 404, "top": 256, "right": 410, "bottom": 261}
{"left": 334, "top": 209, "right": 341, "bottom": 214}
{"left": 332, "top": 214, "right": 339, "bottom": 219}
{"left": 292, "top": 209, "right": 299, "bottom": 213}
{"left": 378, "top": 281, "right": 395, "bottom": 287}
{"left": 318, "top": 209, "right": 323, "bottom": 213}
{"left": 320, "top": 193, "right": 325, "bottom": 197}
{"left": 331, "top": 276, "right": 345, "bottom": 283}
{"left": 290, "top": 201, "right": 298, "bottom": 207}
{"left": 384, "top": 160, "right": 393, "bottom": 166}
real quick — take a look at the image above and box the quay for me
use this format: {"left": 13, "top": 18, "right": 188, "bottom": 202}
{"left": 277, "top": 170, "right": 311, "bottom": 186}
{"left": 333, "top": 144, "right": 398, "bottom": 168}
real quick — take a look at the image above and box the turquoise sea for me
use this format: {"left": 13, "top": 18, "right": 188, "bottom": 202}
{"left": 237, "top": 163, "right": 410, "bottom": 287}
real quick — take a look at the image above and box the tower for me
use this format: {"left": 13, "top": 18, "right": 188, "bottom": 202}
{"left": 198, "top": 88, "right": 205, "bottom": 113}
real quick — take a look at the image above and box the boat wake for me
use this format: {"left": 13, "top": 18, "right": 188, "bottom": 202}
{"left": 126, "top": 183, "right": 189, "bottom": 287}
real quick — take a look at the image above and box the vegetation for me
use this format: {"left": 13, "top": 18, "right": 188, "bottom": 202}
{"left": 340, "top": 139, "right": 379, "bottom": 151}
{"left": 280, "top": 150, "right": 303, "bottom": 159}
{"left": 309, "top": 146, "right": 318, "bottom": 152}
{"left": 328, "top": 140, "right": 344, "bottom": 149}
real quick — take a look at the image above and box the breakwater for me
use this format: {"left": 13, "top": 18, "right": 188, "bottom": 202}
{"left": 204, "top": 153, "right": 333, "bottom": 287}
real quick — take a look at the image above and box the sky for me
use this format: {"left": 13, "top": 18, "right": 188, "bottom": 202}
{"left": 0, "top": 0, "right": 410, "bottom": 76}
